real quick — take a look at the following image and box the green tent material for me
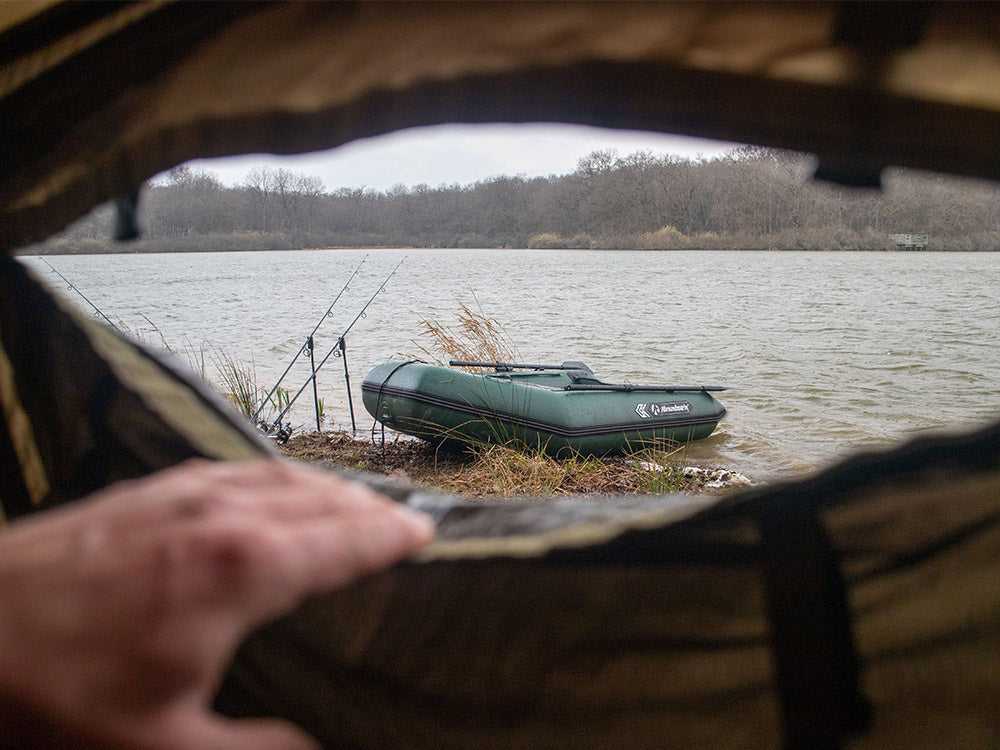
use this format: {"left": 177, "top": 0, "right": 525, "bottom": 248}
{"left": 1, "top": 2, "right": 997, "bottom": 746}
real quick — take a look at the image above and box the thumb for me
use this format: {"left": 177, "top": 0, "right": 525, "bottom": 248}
{"left": 167, "top": 714, "right": 322, "bottom": 750}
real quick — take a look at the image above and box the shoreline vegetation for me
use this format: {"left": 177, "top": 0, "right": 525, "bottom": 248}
{"left": 21, "top": 147, "right": 1000, "bottom": 255}
{"left": 278, "top": 430, "right": 751, "bottom": 499}
{"left": 27, "top": 243, "right": 992, "bottom": 256}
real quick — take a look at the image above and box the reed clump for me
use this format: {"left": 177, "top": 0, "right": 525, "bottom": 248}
{"left": 406, "top": 301, "right": 520, "bottom": 369}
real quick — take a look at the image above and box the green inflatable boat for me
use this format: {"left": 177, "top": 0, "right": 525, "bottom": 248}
{"left": 361, "top": 360, "right": 727, "bottom": 455}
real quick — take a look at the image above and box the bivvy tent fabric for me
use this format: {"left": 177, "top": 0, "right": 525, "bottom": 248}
{"left": 1, "top": 2, "right": 998, "bottom": 746}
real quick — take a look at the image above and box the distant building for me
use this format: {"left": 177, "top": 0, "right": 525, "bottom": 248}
{"left": 889, "top": 232, "right": 930, "bottom": 250}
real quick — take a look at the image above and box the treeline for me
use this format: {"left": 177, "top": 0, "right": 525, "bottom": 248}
{"left": 31, "top": 147, "right": 1000, "bottom": 253}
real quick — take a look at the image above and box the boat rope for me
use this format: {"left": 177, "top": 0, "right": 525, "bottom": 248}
{"left": 370, "top": 360, "right": 421, "bottom": 450}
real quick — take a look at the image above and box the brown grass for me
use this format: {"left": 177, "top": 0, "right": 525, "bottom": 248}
{"left": 280, "top": 431, "right": 726, "bottom": 498}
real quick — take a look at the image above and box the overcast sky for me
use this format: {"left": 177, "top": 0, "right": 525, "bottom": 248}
{"left": 181, "top": 123, "right": 741, "bottom": 193}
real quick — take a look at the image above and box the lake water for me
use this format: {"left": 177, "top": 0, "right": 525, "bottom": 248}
{"left": 21, "top": 249, "right": 1000, "bottom": 481}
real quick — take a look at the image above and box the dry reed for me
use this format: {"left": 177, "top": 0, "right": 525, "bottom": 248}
{"left": 405, "top": 301, "right": 520, "bottom": 368}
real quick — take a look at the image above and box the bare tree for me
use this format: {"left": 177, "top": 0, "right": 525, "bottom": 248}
{"left": 244, "top": 166, "right": 277, "bottom": 231}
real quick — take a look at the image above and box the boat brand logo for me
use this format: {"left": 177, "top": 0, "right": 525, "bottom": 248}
{"left": 635, "top": 401, "right": 692, "bottom": 418}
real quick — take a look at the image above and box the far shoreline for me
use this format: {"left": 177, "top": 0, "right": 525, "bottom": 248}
{"left": 19, "top": 244, "right": 995, "bottom": 257}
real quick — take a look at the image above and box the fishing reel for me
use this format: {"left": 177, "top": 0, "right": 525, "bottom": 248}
{"left": 256, "top": 420, "right": 293, "bottom": 445}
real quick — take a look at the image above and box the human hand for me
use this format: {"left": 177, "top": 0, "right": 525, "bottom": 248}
{"left": 0, "top": 459, "right": 434, "bottom": 749}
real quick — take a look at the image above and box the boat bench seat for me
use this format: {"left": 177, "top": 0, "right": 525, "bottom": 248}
{"left": 565, "top": 369, "right": 603, "bottom": 384}
{"left": 562, "top": 361, "right": 601, "bottom": 384}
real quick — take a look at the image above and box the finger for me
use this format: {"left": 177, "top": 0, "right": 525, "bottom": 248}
{"left": 76, "top": 460, "right": 293, "bottom": 521}
{"left": 48, "top": 461, "right": 404, "bottom": 565}
{"left": 273, "top": 499, "right": 436, "bottom": 592}
{"left": 129, "top": 488, "right": 433, "bottom": 626}
{"left": 178, "top": 497, "right": 434, "bottom": 618}
{"left": 87, "top": 459, "right": 405, "bottom": 527}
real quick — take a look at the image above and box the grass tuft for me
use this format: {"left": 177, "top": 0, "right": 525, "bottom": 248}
{"left": 632, "top": 443, "right": 687, "bottom": 494}
{"left": 212, "top": 348, "right": 262, "bottom": 421}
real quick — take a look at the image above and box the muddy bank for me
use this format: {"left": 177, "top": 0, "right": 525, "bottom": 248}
{"left": 279, "top": 431, "right": 751, "bottom": 499}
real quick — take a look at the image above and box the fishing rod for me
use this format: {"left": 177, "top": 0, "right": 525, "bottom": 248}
{"left": 38, "top": 257, "right": 119, "bottom": 329}
{"left": 251, "top": 255, "right": 367, "bottom": 426}
{"left": 264, "top": 258, "right": 404, "bottom": 436}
